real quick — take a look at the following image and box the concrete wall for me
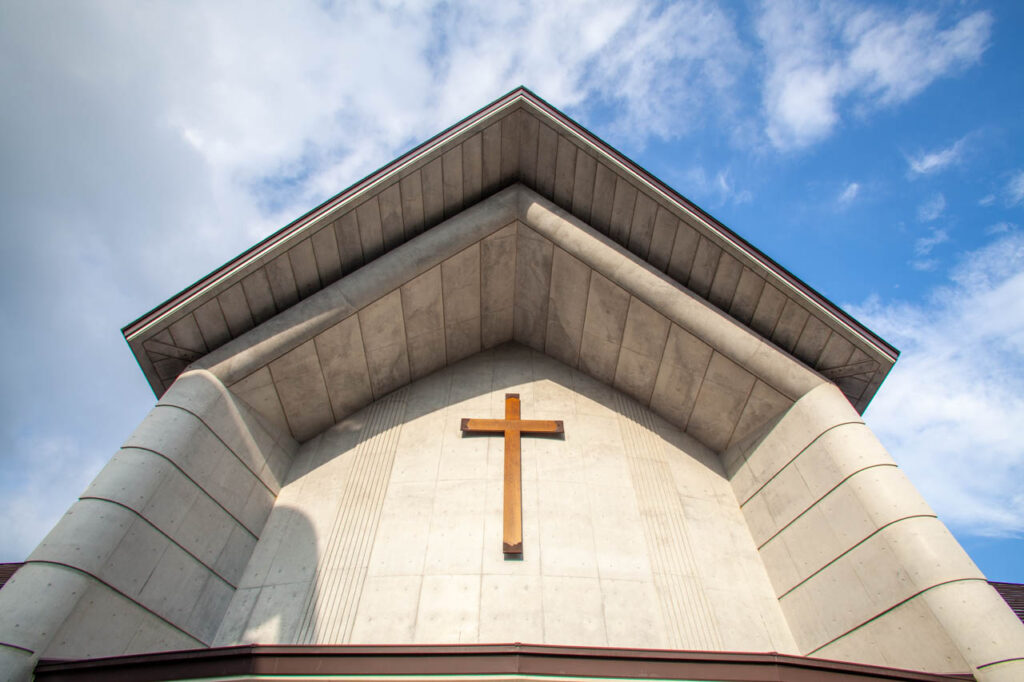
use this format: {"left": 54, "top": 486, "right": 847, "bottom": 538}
{"left": 723, "top": 382, "right": 1024, "bottom": 681}
{"left": 0, "top": 370, "right": 297, "bottom": 681}
{"left": 213, "top": 344, "right": 797, "bottom": 655}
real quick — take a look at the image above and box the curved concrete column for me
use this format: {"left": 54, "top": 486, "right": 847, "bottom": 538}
{"left": 726, "top": 382, "right": 1024, "bottom": 680}
{"left": 0, "top": 371, "right": 297, "bottom": 681}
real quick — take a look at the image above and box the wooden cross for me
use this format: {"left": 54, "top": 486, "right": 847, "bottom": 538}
{"left": 461, "top": 393, "right": 564, "bottom": 555}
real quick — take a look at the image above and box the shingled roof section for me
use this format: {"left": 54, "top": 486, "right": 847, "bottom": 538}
{"left": 123, "top": 87, "right": 898, "bottom": 413}
{"left": 0, "top": 562, "right": 21, "bottom": 590}
{"left": 992, "top": 582, "right": 1024, "bottom": 624}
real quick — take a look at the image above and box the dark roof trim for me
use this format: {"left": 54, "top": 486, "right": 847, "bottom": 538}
{"left": 36, "top": 642, "right": 971, "bottom": 682}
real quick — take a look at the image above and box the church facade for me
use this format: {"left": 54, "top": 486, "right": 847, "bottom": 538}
{"left": 2, "top": 89, "right": 1022, "bottom": 681}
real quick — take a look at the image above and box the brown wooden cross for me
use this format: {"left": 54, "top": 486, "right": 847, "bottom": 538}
{"left": 461, "top": 393, "right": 564, "bottom": 555}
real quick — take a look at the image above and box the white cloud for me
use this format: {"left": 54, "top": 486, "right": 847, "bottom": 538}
{"left": 0, "top": 0, "right": 750, "bottom": 561}
{"left": 1008, "top": 170, "right": 1024, "bottom": 206}
{"left": 987, "top": 222, "right": 1016, "bottom": 235}
{"left": 681, "top": 166, "right": 753, "bottom": 207}
{"left": 758, "top": 3, "right": 992, "bottom": 149}
{"left": 979, "top": 193, "right": 997, "bottom": 207}
{"left": 853, "top": 233, "right": 1024, "bottom": 537}
{"left": 838, "top": 181, "right": 860, "bottom": 205}
{"left": 917, "top": 193, "right": 946, "bottom": 222}
{"left": 914, "top": 227, "right": 949, "bottom": 256}
{"left": 907, "top": 135, "right": 970, "bottom": 175}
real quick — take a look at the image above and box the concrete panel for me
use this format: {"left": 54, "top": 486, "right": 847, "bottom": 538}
{"left": 708, "top": 251, "right": 742, "bottom": 312}
{"left": 553, "top": 135, "right": 577, "bottom": 207}
{"left": 499, "top": 111, "right": 520, "bottom": 185}
{"left": 773, "top": 299, "right": 810, "bottom": 353}
{"left": 649, "top": 325, "right": 713, "bottom": 428}
{"left": 578, "top": 272, "right": 630, "bottom": 384}
{"left": 590, "top": 163, "right": 616, "bottom": 234}
{"left": 168, "top": 313, "right": 207, "bottom": 354}
{"left": 729, "top": 267, "right": 765, "bottom": 325}
{"left": 399, "top": 171, "right": 425, "bottom": 238}
{"left": 513, "top": 228, "right": 553, "bottom": 350}
{"left": 793, "top": 314, "right": 831, "bottom": 366}
{"left": 687, "top": 352, "right": 755, "bottom": 452}
{"left": 349, "top": 575, "right": 421, "bottom": 643}
{"left": 269, "top": 339, "right": 333, "bottom": 442}
{"left": 518, "top": 113, "right": 539, "bottom": 187}
{"left": 462, "top": 132, "right": 483, "bottom": 206}
{"left": 614, "top": 298, "right": 670, "bottom": 404}
{"left": 602, "top": 579, "right": 666, "bottom": 648}
{"left": 266, "top": 252, "right": 300, "bottom": 311}
{"left": 358, "top": 290, "right": 411, "bottom": 399}
{"left": 480, "top": 223, "right": 516, "bottom": 349}
{"left": 315, "top": 315, "right": 374, "bottom": 421}
{"left": 288, "top": 238, "right": 321, "bottom": 300}
{"left": 442, "top": 146, "right": 464, "bottom": 218}
{"left": 541, "top": 576, "right": 606, "bottom": 646}
{"left": 627, "top": 192, "right": 658, "bottom": 258}
{"left": 544, "top": 248, "right": 590, "bottom": 367}
{"left": 442, "top": 244, "right": 482, "bottom": 364}
{"left": 727, "top": 380, "right": 791, "bottom": 450}
{"left": 218, "top": 282, "right": 255, "bottom": 337}
{"left": 194, "top": 298, "right": 231, "bottom": 350}
{"left": 666, "top": 220, "right": 700, "bottom": 285}
{"left": 335, "top": 210, "right": 364, "bottom": 274}
{"left": 242, "top": 269, "right": 277, "bottom": 326}
{"left": 481, "top": 120, "right": 502, "bottom": 195}
{"left": 356, "top": 197, "right": 385, "bottom": 263}
{"left": 310, "top": 226, "right": 342, "bottom": 288}
{"left": 688, "top": 236, "right": 722, "bottom": 298}
{"left": 571, "top": 151, "right": 597, "bottom": 223}
{"left": 401, "top": 266, "right": 447, "bottom": 380}
{"left": 535, "top": 123, "right": 557, "bottom": 198}
{"left": 750, "top": 283, "right": 786, "bottom": 339}
{"left": 479, "top": 575, "right": 544, "bottom": 643}
{"left": 414, "top": 574, "right": 480, "bottom": 643}
{"left": 608, "top": 178, "right": 638, "bottom": 246}
{"left": 378, "top": 182, "right": 405, "bottom": 250}
{"left": 230, "top": 366, "right": 290, "bottom": 438}
{"left": 648, "top": 207, "right": 678, "bottom": 272}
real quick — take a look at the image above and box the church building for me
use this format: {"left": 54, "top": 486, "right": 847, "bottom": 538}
{"left": 2, "top": 88, "right": 1022, "bottom": 681}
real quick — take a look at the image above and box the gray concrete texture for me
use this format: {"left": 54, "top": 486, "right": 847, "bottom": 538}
{"left": 723, "top": 383, "right": 1024, "bottom": 680}
{"left": 213, "top": 345, "right": 796, "bottom": 654}
{"left": 200, "top": 187, "right": 820, "bottom": 459}
{"left": 0, "top": 370, "right": 298, "bottom": 680}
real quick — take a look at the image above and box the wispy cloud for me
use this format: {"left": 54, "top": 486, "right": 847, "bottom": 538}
{"left": 1008, "top": 170, "right": 1024, "bottom": 206}
{"left": 838, "top": 181, "right": 860, "bottom": 205}
{"left": 907, "top": 135, "right": 970, "bottom": 175}
{"left": 680, "top": 166, "right": 753, "bottom": 207}
{"left": 987, "top": 222, "right": 1017, "bottom": 235}
{"left": 914, "top": 227, "right": 949, "bottom": 256}
{"left": 917, "top": 193, "right": 946, "bottom": 222}
{"left": 853, "top": 233, "right": 1024, "bottom": 537}
{"left": 758, "top": 3, "right": 992, "bottom": 149}
{"left": 979, "top": 194, "right": 997, "bottom": 207}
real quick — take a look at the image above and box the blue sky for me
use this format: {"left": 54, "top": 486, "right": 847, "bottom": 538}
{"left": 1, "top": 1, "right": 1022, "bottom": 583}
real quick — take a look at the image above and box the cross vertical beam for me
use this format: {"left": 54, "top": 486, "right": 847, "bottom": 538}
{"left": 460, "top": 393, "right": 564, "bottom": 555}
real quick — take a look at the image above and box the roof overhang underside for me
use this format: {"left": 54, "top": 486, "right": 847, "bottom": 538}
{"left": 123, "top": 88, "right": 897, "bottom": 416}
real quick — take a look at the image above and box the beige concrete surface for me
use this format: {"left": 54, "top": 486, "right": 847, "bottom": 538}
{"left": 213, "top": 344, "right": 796, "bottom": 654}
{"left": 0, "top": 370, "right": 297, "bottom": 680}
{"left": 725, "top": 382, "right": 1024, "bottom": 680}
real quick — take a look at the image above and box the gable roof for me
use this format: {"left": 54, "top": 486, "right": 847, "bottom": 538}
{"left": 123, "top": 87, "right": 897, "bottom": 414}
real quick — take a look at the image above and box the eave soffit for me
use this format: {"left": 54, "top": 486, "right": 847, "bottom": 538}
{"left": 123, "top": 87, "right": 897, "bottom": 413}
